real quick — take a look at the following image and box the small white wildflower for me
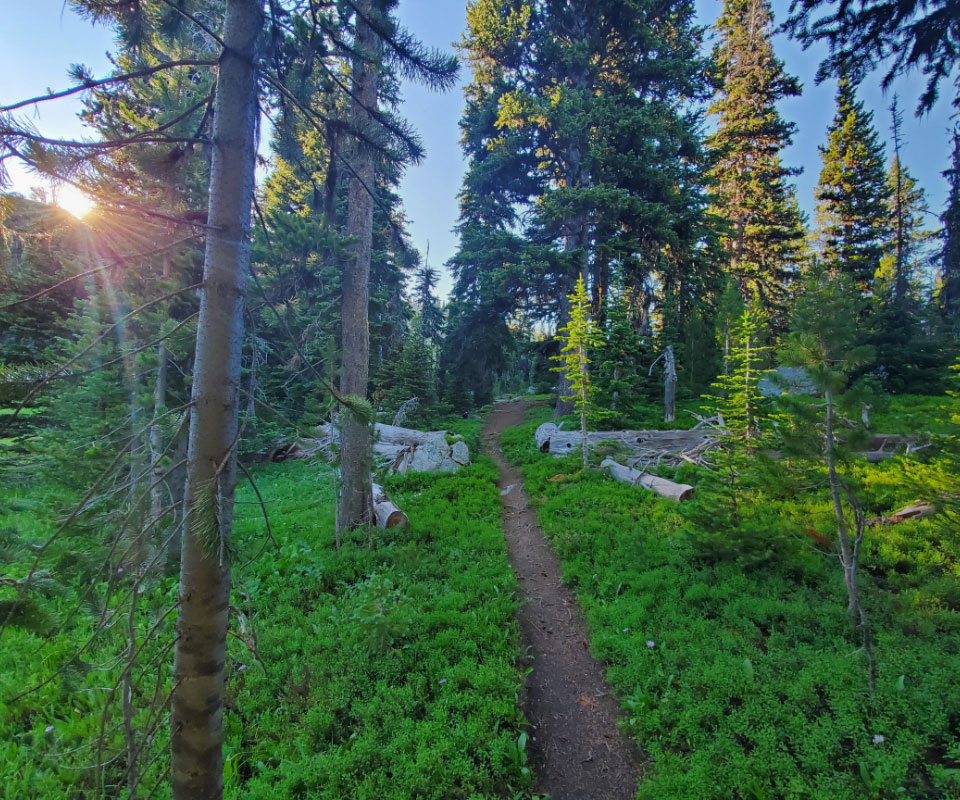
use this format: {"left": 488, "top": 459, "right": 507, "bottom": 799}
{"left": 237, "top": 664, "right": 246, "bottom": 672}
{"left": 646, "top": 640, "right": 656, "bottom": 649}
{"left": 439, "top": 679, "right": 447, "bottom": 685}
{"left": 873, "top": 734, "right": 885, "bottom": 745}
{"left": 45, "top": 725, "right": 54, "bottom": 734}
{"left": 622, "top": 628, "right": 629, "bottom": 634}
{"left": 116, "top": 567, "right": 124, "bottom": 574}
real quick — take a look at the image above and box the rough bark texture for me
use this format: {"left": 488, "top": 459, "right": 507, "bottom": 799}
{"left": 338, "top": 0, "right": 380, "bottom": 534}
{"left": 170, "top": 2, "right": 262, "bottom": 798}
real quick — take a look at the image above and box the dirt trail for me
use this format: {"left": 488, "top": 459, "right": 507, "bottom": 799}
{"left": 482, "top": 400, "right": 640, "bottom": 800}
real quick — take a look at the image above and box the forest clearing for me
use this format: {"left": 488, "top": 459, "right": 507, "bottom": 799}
{"left": 2, "top": 0, "right": 960, "bottom": 798}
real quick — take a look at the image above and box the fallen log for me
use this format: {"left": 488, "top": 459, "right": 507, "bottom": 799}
{"left": 868, "top": 501, "right": 936, "bottom": 527}
{"left": 600, "top": 457, "right": 695, "bottom": 501}
{"left": 372, "top": 482, "right": 408, "bottom": 528}
{"left": 537, "top": 424, "right": 920, "bottom": 469}
{"left": 285, "top": 422, "right": 470, "bottom": 474}
{"left": 547, "top": 428, "right": 719, "bottom": 456}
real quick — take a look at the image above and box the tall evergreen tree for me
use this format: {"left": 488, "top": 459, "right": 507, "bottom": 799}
{"left": 815, "top": 76, "right": 891, "bottom": 294}
{"left": 338, "top": 0, "right": 385, "bottom": 535}
{"left": 941, "top": 127, "right": 960, "bottom": 329}
{"left": 707, "top": 0, "right": 806, "bottom": 325}
{"left": 412, "top": 260, "right": 444, "bottom": 343}
{"left": 451, "top": 0, "right": 711, "bottom": 414}
{"left": 337, "top": 0, "right": 458, "bottom": 534}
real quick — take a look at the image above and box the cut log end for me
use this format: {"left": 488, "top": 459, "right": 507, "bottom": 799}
{"left": 371, "top": 482, "right": 409, "bottom": 529}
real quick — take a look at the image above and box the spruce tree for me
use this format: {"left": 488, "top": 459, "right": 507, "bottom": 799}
{"left": 815, "top": 76, "right": 891, "bottom": 294}
{"left": 453, "top": 0, "right": 711, "bottom": 415}
{"left": 707, "top": 0, "right": 806, "bottom": 324}
{"left": 413, "top": 261, "right": 444, "bottom": 343}
{"left": 594, "top": 284, "right": 646, "bottom": 424}
{"left": 551, "top": 274, "right": 602, "bottom": 466}
{"left": 709, "top": 308, "right": 772, "bottom": 446}
{"left": 941, "top": 127, "right": 960, "bottom": 329}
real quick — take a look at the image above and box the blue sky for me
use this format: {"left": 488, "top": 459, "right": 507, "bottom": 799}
{"left": 2, "top": 1, "right": 955, "bottom": 299}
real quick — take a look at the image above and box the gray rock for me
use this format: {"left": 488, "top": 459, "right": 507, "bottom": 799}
{"left": 409, "top": 437, "right": 450, "bottom": 473}
{"left": 450, "top": 440, "right": 470, "bottom": 466}
{"left": 759, "top": 367, "right": 816, "bottom": 397}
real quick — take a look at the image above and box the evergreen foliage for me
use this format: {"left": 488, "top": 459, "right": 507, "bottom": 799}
{"left": 707, "top": 0, "right": 806, "bottom": 324}
{"left": 447, "top": 0, "right": 714, "bottom": 409}
{"left": 942, "top": 127, "right": 960, "bottom": 329}
{"left": 551, "top": 274, "right": 602, "bottom": 465}
{"left": 815, "top": 76, "right": 891, "bottom": 294}
{"left": 708, "top": 308, "right": 773, "bottom": 446}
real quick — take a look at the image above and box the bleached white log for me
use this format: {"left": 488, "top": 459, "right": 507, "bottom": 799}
{"left": 600, "top": 457, "right": 694, "bottom": 501}
{"left": 372, "top": 482, "right": 408, "bottom": 528}
{"left": 547, "top": 429, "right": 720, "bottom": 458}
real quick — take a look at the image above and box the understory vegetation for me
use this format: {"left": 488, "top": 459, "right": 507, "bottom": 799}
{"left": 503, "top": 401, "right": 960, "bottom": 799}
{"left": 1, "top": 450, "right": 531, "bottom": 799}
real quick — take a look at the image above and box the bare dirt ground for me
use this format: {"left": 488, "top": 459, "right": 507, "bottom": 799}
{"left": 482, "top": 400, "right": 641, "bottom": 800}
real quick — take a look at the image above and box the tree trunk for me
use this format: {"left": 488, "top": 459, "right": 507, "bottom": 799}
{"left": 663, "top": 345, "right": 677, "bottom": 423}
{"left": 337, "top": 0, "right": 381, "bottom": 536}
{"left": 170, "top": 2, "right": 262, "bottom": 798}
{"left": 592, "top": 247, "right": 610, "bottom": 327}
{"left": 824, "top": 388, "right": 876, "bottom": 691}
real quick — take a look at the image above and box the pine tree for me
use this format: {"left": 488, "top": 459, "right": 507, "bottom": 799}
{"left": 708, "top": 307, "right": 772, "bottom": 446}
{"left": 338, "top": 0, "right": 458, "bottom": 535}
{"left": 452, "top": 0, "right": 712, "bottom": 415}
{"left": 594, "top": 284, "right": 646, "bottom": 424}
{"left": 707, "top": 0, "right": 806, "bottom": 323}
{"left": 412, "top": 261, "right": 444, "bottom": 343}
{"left": 941, "top": 127, "right": 960, "bottom": 330}
{"left": 869, "top": 103, "right": 943, "bottom": 393}
{"left": 815, "top": 76, "right": 891, "bottom": 294}
{"left": 551, "top": 274, "right": 602, "bottom": 466}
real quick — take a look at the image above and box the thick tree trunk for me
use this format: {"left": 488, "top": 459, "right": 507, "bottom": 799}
{"left": 170, "top": 3, "right": 262, "bottom": 798}
{"left": 337, "top": 0, "right": 380, "bottom": 535}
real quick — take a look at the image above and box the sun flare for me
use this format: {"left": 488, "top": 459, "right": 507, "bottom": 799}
{"left": 55, "top": 185, "right": 94, "bottom": 219}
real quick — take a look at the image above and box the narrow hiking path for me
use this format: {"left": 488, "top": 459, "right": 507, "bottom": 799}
{"left": 482, "top": 400, "right": 640, "bottom": 800}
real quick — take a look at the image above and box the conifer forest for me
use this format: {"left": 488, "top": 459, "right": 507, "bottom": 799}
{"left": 4, "top": 0, "right": 960, "bottom": 797}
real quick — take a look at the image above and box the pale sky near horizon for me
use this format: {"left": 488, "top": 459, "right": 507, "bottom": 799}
{"left": 1, "top": 1, "right": 955, "bottom": 299}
